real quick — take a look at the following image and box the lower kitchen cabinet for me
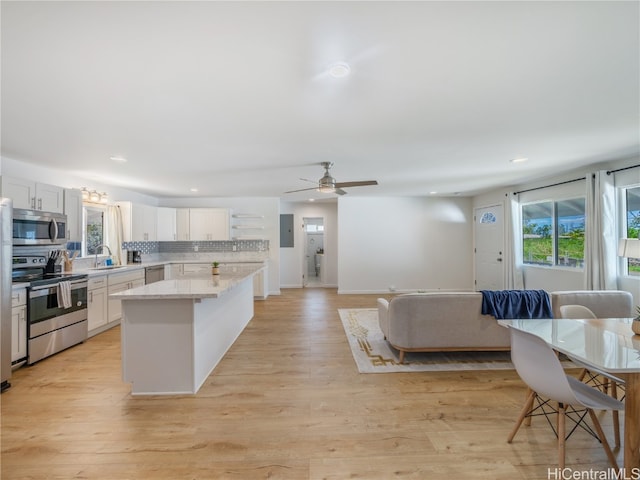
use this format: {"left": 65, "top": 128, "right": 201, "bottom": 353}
{"left": 108, "top": 269, "right": 145, "bottom": 324}
{"left": 165, "top": 263, "right": 184, "bottom": 279}
{"left": 11, "top": 287, "right": 27, "bottom": 364}
{"left": 253, "top": 266, "right": 268, "bottom": 300}
{"left": 87, "top": 275, "right": 108, "bottom": 336}
{"left": 87, "top": 269, "right": 145, "bottom": 336}
{"left": 182, "top": 263, "right": 211, "bottom": 274}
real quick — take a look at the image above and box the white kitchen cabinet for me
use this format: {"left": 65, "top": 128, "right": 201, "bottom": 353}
{"left": 64, "top": 188, "right": 83, "bottom": 243}
{"left": 189, "top": 208, "right": 230, "bottom": 241}
{"left": 11, "top": 287, "right": 27, "bottom": 363}
{"left": 117, "top": 202, "right": 158, "bottom": 242}
{"left": 156, "top": 207, "right": 177, "bottom": 241}
{"left": 165, "top": 263, "right": 184, "bottom": 279}
{"left": 182, "top": 263, "right": 211, "bottom": 274}
{"left": 1, "top": 176, "right": 64, "bottom": 213}
{"left": 253, "top": 265, "right": 268, "bottom": 300}
{"left": 87, "top": 275, "right": 108, "bottom": 335}
{"left": 176, "top": 208, "right": 190, "bottom": 240}
{"left": 107, "top": 269, "right": 145, "bottom": 323}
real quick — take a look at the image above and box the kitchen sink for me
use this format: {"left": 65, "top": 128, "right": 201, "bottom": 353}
{"left": 90, "top": 265, "right": 127, "bottom": 270}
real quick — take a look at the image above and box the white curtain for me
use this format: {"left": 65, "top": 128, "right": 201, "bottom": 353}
{"left": 107, "top": 205, "right": 124, "bottom": 266}
{"left": 505, "top": 193, "right": 524, "bottom": 289}
{"left": 584, "top": 171, "right": 617, "bottom": 290}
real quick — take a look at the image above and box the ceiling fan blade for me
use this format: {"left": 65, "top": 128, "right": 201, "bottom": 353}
{"left": 334, "top": 180, "right": 378, "bottom": 188}
{"left": 335, "top": 188, "right": 347, "bottom": 195}
{"left": 284, "top": 186, "right": 318, "bottom": 194}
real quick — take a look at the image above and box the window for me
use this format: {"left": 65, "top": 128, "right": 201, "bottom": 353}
{"left": 625, "top": 186, "right": 640, "bottom": 276}
{"left": 522, "top": 198, "right": 585, "bottom": 268}
{"left": 83, "top": 205, "right": 106, "bottom": 256}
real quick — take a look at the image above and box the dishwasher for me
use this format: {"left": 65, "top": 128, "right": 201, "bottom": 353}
{"left": 144, "top": 265, "right": 165, "bottom": 284}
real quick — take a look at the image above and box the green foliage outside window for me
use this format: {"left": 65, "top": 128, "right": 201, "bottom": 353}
{"left": 522, "top": 199, "right": 585, "bottom": 268}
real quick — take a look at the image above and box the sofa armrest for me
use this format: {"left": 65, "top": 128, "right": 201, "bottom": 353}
{"left": 377, "top": 298, "right": 390, "bottom": 339}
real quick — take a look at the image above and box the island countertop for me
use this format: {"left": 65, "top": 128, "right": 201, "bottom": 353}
{"left": 110, "top": 263, "right": 264, "bottom": 300}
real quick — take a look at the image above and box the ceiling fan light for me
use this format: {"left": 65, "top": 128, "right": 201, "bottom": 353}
{"left": 318, "top": 185, "right": 335, "bottom": 193}
{"left": 328, "top": 62, "right": 351, "bottom": 78}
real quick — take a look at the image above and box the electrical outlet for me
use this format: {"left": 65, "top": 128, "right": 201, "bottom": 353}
{"left": 232, "top": 245, "right": 237, "bottom": 251}
{"left": 193, "top": 245, "right": 198, "bottom": 252}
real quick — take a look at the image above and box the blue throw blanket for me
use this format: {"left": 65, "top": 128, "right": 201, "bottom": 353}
{"left": 480, "top": 290, "right": 553, "bottom": 319}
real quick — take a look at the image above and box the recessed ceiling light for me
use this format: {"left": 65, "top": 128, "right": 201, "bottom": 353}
{"left": 429, "top": 191, "right": 438, "bottom": 195}
{"left": 190, "top": 187, "right": 198, "bottom": 192}
{"left": 328, "top": 62, "right": 351, "bottom": 78}
{"left": 308, "top": 198, "right": 315, "bottom": 202}
{"left": 510, "top": 157, "right": 528, "bottom": 164}
{"left": 109, "top": 155, "right": 128, "bottom": 163}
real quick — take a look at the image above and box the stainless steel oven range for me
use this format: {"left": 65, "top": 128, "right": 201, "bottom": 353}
{"left": 13, "top": 255, "right": 88, "bottom": 364}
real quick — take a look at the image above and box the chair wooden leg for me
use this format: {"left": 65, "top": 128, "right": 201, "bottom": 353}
{"left": 588, "top": 409, "right": 619, "bottom": 470}
{"left": 508, "top": 390, "right": 536, "bottom": 443}
{"left": 523, "top": 387, "right": 535, "bottom": 427}
{"left": 398, "top": 350, "right": 405, "bottom": 364}
{"left": 578, "top": 368, "right": 588, "bottom": 381}
{"left": 558, "top": 403, "right": 566, "bottom": 469}
{"left": 611, "top": 381, "right": 621, "bottom": 448}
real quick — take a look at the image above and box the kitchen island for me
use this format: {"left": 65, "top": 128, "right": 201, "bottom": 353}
{"left": 111, "top": 264, "right": 264, "bottom": 395}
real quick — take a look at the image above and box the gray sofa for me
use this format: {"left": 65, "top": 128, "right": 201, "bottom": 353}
{"left": 377, "top": 290, "right": 635, "bottom": 363}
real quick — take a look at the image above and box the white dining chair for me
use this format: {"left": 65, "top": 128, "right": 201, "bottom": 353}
{"left": 559, "top": 304, "right": 624, "bottom": 447}
{"left": 507, "top": 327, "right": 623, "bottom": 469}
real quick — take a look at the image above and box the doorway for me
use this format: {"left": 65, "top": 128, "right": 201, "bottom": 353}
{"left": 303, "top": 217, "right": 324, "bottom": 287}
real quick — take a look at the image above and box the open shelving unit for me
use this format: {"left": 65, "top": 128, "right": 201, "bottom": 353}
{"left": 231, "top": 214, "right": 265, "bottom": 240}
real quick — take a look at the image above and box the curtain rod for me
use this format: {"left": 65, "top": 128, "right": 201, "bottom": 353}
{"left": 513, "top": 177, "right": 586, "bottom": 196}
{"left": 607, "top": 163, "right": 640, "bottom": 175}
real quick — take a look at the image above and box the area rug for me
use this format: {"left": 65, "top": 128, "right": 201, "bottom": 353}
{"left": 338, "top": 308, "right": 519, "bottom": 374}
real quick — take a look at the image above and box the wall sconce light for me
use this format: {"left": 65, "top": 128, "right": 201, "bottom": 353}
{"left": 618, "top": 238, "right": 640, "bottom": 259}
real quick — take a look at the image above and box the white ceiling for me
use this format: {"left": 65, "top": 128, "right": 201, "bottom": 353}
{"left": 2, "top": 1, "right": 638, "bottom": 201}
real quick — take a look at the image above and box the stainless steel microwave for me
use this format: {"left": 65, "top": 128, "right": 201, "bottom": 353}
{"left": 12, "top": 209, "right": 68, "bottom": 246}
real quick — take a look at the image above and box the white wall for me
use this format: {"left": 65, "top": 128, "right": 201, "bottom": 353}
{"left": 160, "top": 197, "right": 281, "bottom": 296}
{"left": 279, "top": 201, "right": 338, "bottom": 288}
{"left": 337, "top": 196, "right": 473, "bottom": 294}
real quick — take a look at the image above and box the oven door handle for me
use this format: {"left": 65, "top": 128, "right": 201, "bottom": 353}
{"left": 29, "top": 280, "right": 88, "bottom": 297}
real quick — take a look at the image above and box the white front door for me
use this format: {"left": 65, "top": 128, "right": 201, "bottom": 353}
{"left": 474, "top": 204, "right": 505, "bottom": 291}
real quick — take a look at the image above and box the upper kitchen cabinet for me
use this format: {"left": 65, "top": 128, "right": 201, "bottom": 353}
{"left": 157, "top": 207, "right": 177, "bottom": 241}
{"left": 64, "top": 188, "right": 83, "bottom": 243}
{"left": 117, "top": 202, "right": 157, "bottom": 242}
{"left": 176, "top": 208, "right": 190, "bottom": 240}
{"left": 1, "top": 176, "right": 64, "bottom": 213}
{"left": 189, "top": 208, "right": 230, "bottom": 241}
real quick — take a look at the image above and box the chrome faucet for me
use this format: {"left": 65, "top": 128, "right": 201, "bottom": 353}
{"left": 94, "top": 244, "right": 113, "bottom": 268}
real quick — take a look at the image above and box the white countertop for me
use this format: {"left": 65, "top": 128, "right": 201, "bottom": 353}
{"left": 109, "top": 263, "right": 265, "bottom": 300}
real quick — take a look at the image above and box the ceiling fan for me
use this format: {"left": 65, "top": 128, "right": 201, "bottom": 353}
{"left": 284, "top": 162, "right": 378, "bottom": 196}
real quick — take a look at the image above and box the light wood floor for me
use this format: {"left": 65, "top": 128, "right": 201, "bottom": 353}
{"left": 1, "top": 288, "right": 621, "bottom": 479}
